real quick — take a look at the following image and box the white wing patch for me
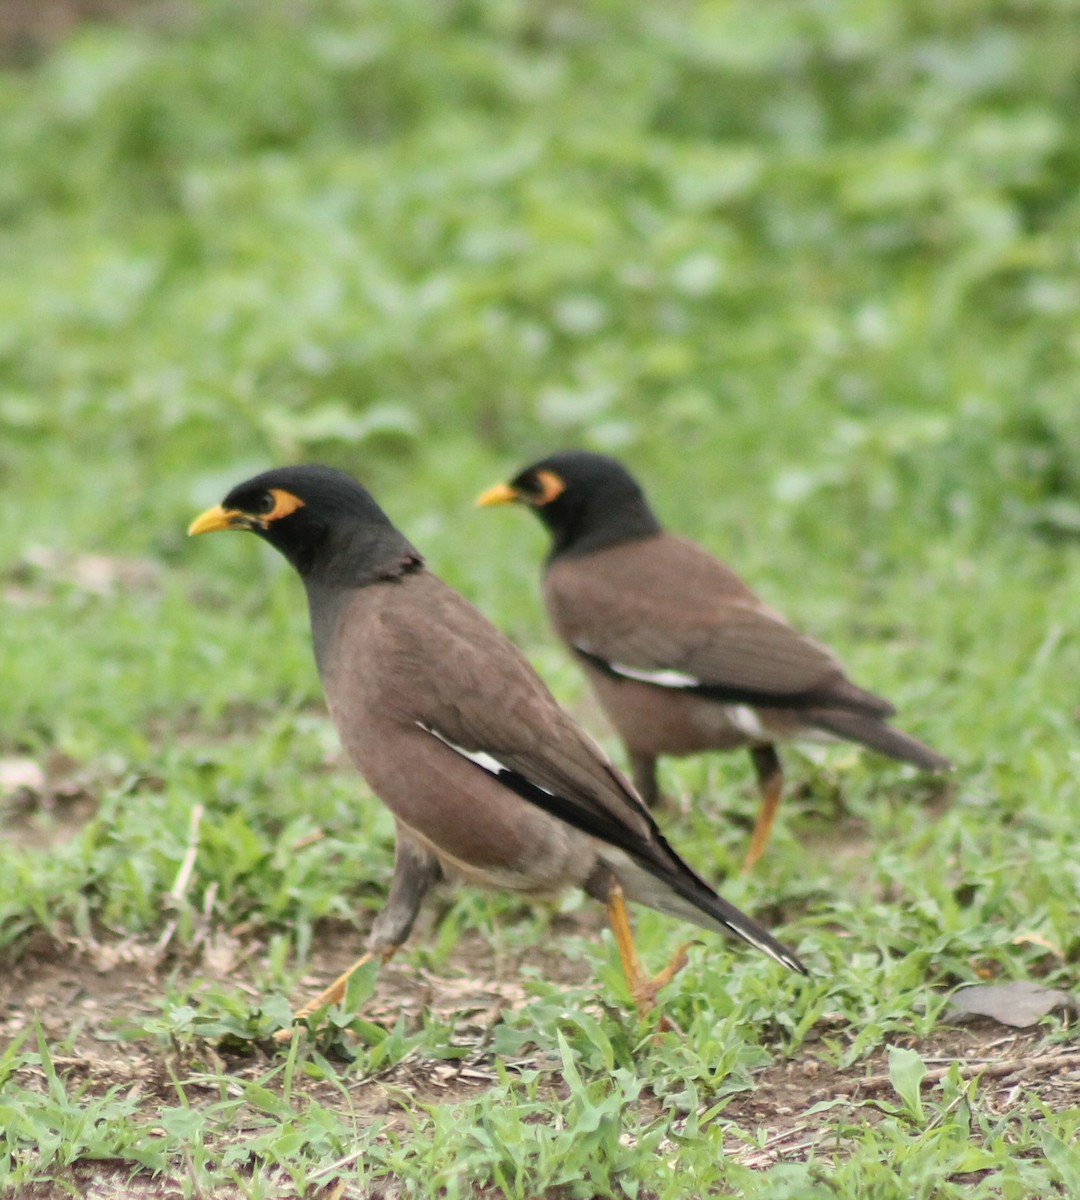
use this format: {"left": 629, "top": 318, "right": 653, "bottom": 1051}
{"left": 416, "top": 722, "right": 555, "bottom": 795}
{"left": 578, "top": 649, "right": 775, "bottom": 742}
{"left": 727, "top": 704, "right": 769, "bottom": 741}
{"left": 599, "top": 660, "right": 702, "bottom": 689}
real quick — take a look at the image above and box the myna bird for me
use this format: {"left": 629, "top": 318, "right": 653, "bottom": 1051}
{"left": 478, "top": 451, "right": 951, "bottom": 870}
{"left": 189, "top": 465, "right": 805, "bottom": 1031}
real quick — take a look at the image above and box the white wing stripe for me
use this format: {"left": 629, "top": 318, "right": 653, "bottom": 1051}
{"left": 728, "top": 704, "right": 769, "bottom": 740}
{"left": 416, "top": 722, "right": 556, "bottom": 795}
{"left": 601, "top": 660, "right": 702, "bottom": 689}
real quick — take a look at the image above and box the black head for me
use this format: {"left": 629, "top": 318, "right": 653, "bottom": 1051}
{"left": 477, "top": 451, "right": 662, "bottom": 559}
{"left": 189, "top": 464, "right": 421, "bottom": 584}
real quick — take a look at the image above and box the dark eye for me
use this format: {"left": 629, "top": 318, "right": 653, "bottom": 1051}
{"left": 256, "top": 491, "right": 276, "bottom": 515}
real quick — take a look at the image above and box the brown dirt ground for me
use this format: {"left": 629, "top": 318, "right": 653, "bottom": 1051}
{"left": 2, "top": 729, "right": 1076, "bottom": 1199}
{"left": 0, "top": 0, "right": 185, "bottom": 66}
{"left": 3, "top": 908, "right": 1078, "bottom": 1200}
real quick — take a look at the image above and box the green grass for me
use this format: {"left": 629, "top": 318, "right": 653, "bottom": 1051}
{"left": 1, "top": 0, "right": 1079, "bottom": 1196}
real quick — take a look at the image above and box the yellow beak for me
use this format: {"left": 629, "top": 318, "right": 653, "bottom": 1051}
{"left": 188, "top": 504, "right": 249, "bottom": 536}
{"left": 475, "top": 482, "right": 519, "bottom": 508}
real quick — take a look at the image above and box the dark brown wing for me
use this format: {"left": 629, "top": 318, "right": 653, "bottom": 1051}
{"left": 382, "top": 572, "right": 660, "bottom": 854}
{"left": 320, "top": 570, "right": 806, "bottom": 972}
{"left": 545, "top": 533, "right": 894, "bottom": 716}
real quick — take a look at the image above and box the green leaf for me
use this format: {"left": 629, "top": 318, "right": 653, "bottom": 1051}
{"left": 887, "top": 1045, "right": 927, "bottom": 1124}
{"left": 158, "top": 1105, "right": 205, "bottom": 1140}
{"left": 1043, "top": 1131, "right": 1080, "bottom": 1194}
{"left": 341, "top": 954, "right": 382, "bottom": 1013}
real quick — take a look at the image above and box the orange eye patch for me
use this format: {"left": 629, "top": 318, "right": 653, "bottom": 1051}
{"left": 533, "top": 470, "right": 566, "bottom": 505}
{"left": 263, "top": 488, "right": 305, "bottom": 522}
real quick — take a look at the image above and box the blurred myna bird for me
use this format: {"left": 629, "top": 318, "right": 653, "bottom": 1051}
{"left": 189, "top": 465, "right": 805, "bottom": 1031}
{"left": 478, "top": 451, "right": 950, "bottom": 869}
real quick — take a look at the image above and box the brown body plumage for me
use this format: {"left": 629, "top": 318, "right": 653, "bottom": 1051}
{"left": 190, "top": 464, "right": 805, "bottom": 1031}
{"left": 479, "top": 451, "right": 950, "bottom": 867}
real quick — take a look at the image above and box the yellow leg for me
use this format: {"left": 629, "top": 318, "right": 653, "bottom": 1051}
{"left": 742, "top": 745, "right": 783, "bottom": 872}
{"left": 272, "top": 945, "right": 398, "bottom": 1042}
{"left": 606, "top": 886, "right": 695, "bottom": 1016}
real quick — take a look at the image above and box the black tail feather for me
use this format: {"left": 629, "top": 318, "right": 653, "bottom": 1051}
{"left": 808, "top": 709, "right": 951, "bottom": 772}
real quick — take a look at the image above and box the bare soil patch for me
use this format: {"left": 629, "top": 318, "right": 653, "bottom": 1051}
{"left": 0, "top": 0, "right": 185, "bottom": 66}
{"left": 3, "top": 917, "right": 1078, "bottom": 1199}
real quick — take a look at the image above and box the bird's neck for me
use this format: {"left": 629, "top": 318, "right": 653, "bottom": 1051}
{"left": 547, "top": 498, "right": 662, "bottom": 561}
{"left": 302, "top": 535, "right": 424, "bottom": 676}
{"left": 299, "top": 525, "right": 423, "bottom": 588}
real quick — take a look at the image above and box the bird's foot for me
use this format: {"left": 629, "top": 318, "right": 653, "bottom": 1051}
{"left": 273, "top": 947, "right": 394, "bottom": 1042}
{"left": 606, "top": 886, "right": 699, "bottom": 1023}
{"left": 740, "top": 839, "right": 766, "bottom": 874}
{"left": 627, "top": 939, "right": 697, "bottom": 1016}
{"left": 743, "top": 746, "right": 783, "bottom": 872}
{"left": 741, "top": 795, "right": 780, "bottom": 872}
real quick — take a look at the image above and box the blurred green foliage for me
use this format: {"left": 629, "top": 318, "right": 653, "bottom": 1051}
{"left": 1, "top": 0, "right": 1079, "bottom": 543}
{"left": 2, "top": 1, "right": 1080, "bottom": 1195}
